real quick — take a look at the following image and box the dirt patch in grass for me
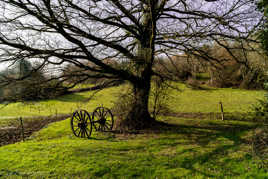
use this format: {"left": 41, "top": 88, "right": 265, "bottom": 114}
{"left": 164, "top": 112, "right": 268, "bottom": 123}
{"left": 165, "top": 112, "right": 220, "bottom": 119}
{"left": 0, "top": 114, "right": 70, "bottom": 147}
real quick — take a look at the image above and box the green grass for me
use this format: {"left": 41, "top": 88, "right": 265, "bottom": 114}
{"left": 0, "top": 85, "right": 122, "bottom": 126}
{"left": 195, "top": 73, "right": 211, "bottom": 81}
{"left": 0, "top": 82, "right": 267, "bottom": 178}
{"left": 0, "top": 85, "right": 120, "bottom": 117}
{"left": 0, "top": 117, "right": 266, "bottom": 178}
{"left": 167, "top": 83, "right": 265, "bottom": 113}
{"left": 0, "top": 83, "right": 264, "bottom": 118}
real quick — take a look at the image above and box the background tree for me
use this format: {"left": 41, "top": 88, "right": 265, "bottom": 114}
{"left": 0, "top": 59, "right": 66, "bottom": 101}
{"left": 0, "top": 0, "right": 263, "bottom": 130}
{"left": 257, "top": 0, "right": 268, "bottom": 53}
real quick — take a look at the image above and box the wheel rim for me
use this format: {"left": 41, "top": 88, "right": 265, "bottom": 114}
{"left": 71, "top": 110, "right": 92, "bottom": 138}
{"left": 92, "top": 107, "right": 114, "bottom": 132}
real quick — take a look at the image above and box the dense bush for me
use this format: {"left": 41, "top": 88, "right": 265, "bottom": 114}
{"left": 197, "top": 42, "right": 268, "bottom": 89}
{"left": 207, "top": 59, "right": 264, "bottom": 89}
{"left": 153, "top": 56, "right": 198, "bottom": 81}
{"left": 153, "top": 41, "right": 268, "bottom": 90}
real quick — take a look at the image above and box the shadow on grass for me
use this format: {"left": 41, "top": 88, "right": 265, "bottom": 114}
{"left": 70, "top": 118, "right": 262, "bottom": 178}
{"left": 146, "top": 119, "right": 260, "bottom": 177}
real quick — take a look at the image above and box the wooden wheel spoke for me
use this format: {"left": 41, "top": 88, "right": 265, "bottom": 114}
{"left": 101, "top": 125, "right": 105, "bottom": 131}
{"left": 105, "top": 121, "right": 112, "bottom": 127}
{"left": 94, "top": 110, "right": 100, "bottom": 118}
{"left": 93, "top": 112, "right": 99, "bottom": 121}
{"left": 73, "top": 118, "right": 79, "bottom": 124}
{"left": 74, "top": 127, "right": 80, "bottom": 134}
{"left": 76, "top": 112, "right": 80, "bottom": 120}
{"left": 84, "top": 128, "right": 87, "bottom": 138}
{"left": 80, "top": 129, "right": 83, "bottom": 138}
{"left": 97, "top": 109, "right": 102, "bottom": 118}
{"left": 77, "top": 128, "right": 82, "bottom": 137}
{"left": 74, "top": 113, "right": 80, "bottom": 121}
{"left": 103, "top": 110, "right": 108, "bottom": 118}
{"left": 85, "top": 115, "right": 89, "bottom": 121}
{"left": 78, "top": 112, "right": 83, "bottom": 121}
{"left": 84, "top": 129, "right": 87, "bottom": 138}
{"left": 98, "top": 125, "right": 101, "bottom": 131}
{"left": 80, "top": 111, "right": 84, "bottom": 121}
{"left": 104, "top": 124, "right": 110, "bottom": 131}
{"left": 97, "top": 125, "right": 101, "bottom": 131}
{"left": 85, "top": 127, "right": 90, "bottom": 137}
{"left": 82, "top": 129, "right": 86, "bottom": 138}
{"left": 101, "top": 107, "right": 105, "bottom": 117}
{"left": 93, "top": 122, "right": 99, "bottom": 130}
{"left": 83, "top": 111, "right": 86, "bottom": 119}
{"left": 93, "top": 124, "right": 97, "bottom": 130}
{"left": 105, "top": 118, "right": 112, "bottom": 124}
{"left": 93, "top": 116, "right": 99, "bottom": 122}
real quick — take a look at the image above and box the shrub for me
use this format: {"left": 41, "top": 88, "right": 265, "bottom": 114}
{"left": 186, "top": 77, "right": 203, "bottom": 90}
{"left": 150, "top": 77, "right": 171, "bottom": 119}
{"left": 111, "top": 86, "right": 136, "bottom": 129}
{"left": 252, "top": 81, "right": 268, "bottom": 121}
{"left": 252, "top": 127, "right": 268, "bottom": 171}
{"left": 153, "top": 41, "right": 268, "bottom": 90}
{"left": 253, "top": 94, "right": 268, "bottom": 119}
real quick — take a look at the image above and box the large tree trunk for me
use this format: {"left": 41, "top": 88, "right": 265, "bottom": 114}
{"left": 117, "top": 78, "right": 156, "bottom": 130}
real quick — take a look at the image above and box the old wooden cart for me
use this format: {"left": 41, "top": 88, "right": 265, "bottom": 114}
{"left": 70, "top": 106, "right": 114, "bottom": 138}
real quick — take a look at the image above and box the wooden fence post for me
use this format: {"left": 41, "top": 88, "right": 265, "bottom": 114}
{"left": 219, "top": 102, "right": 224, "bottom": 121}
{"left": 19, "top": 117, "right": 25, "bottom": 141}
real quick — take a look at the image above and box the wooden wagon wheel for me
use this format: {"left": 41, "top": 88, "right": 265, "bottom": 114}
{"left": 71, "top": 110, "right": 92, "bottom": 138}
{"left": 92, "top": 107, "right": 114, "bottom": 132}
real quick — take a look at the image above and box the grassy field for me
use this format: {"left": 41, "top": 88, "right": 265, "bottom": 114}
{"left": 0, "top": 83, "right": 267, "bottom": 178}
{"left": 167, "top": 83, "right": 265, "bottom": 113}
{"left": 0, "top": 83, "right": 264, "bottom": 122}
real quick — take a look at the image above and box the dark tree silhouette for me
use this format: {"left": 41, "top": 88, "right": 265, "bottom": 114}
{"left": 0, "top": 0, "right": 263, "bottom": 129}
{"left": 257, "top": 0, "right": 268, "bottom": 53}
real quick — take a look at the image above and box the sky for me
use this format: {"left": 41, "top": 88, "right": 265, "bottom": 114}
{"left": 0, "top": 0, "right": 263, "bottom": 74}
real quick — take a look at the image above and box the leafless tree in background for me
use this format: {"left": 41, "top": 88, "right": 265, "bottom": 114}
{"left": 0, "top": 0, "right": 263, "bottom": 129}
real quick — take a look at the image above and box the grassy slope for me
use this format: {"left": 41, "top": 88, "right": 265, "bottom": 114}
{"left": 0, "top": 83, "right": 267, "bottom": 178}
{"left": 0, "top": 118, "right": 266, "bottom": 178}
{"left": 0, "top": 85, "right": 120, "bottom": 117}
{"left": 0, "top": 85, "right": 121, "bottom": 126}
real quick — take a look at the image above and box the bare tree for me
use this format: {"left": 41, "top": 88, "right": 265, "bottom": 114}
{"left": 0, "top": 0, "right": 263, "bottom": 130}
